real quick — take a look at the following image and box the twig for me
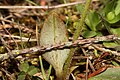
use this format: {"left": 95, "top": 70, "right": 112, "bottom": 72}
{"left": 0, "top": 24, "right": 35, "bottom": 34}
{"left": 92, "top": 44, "right": 120, "bottom": 56}
{"left": 0, "top": 67, "right": 14, "bottom": 80}
{"left": 0, "top": 35, "right": 120, "bottom": 62}
{"left": 0, "top": 18, "right": 14, "bottom": 23}
{"left": 0, "top": 34, "right": 31, "bottom": 40}
{"left": 0, "top": 15, "right": 5, "bottom": 25}
{"left": 0, "top": 34, "right": 36, "bottom": 43}
{"left": 81, "top": 48, "right": 96, "bottom": 72}
{"left": 0, "top": 1, "right": 85, "bottom": 9}
{"left": 86, "top": 58, "right": 89, "bottom": 80}
{"left": 0, "top": 36, "right": 14, "bottom": 59}
{"left": 7, "top": 39, "right": 36, "bottom": 43}
{"left": 3, "top": 28, "right": 19, "bottom": 49}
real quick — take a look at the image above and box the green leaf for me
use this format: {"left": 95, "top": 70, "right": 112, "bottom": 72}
{"left": 107, "top": 13, "right": 120, "bottom": 24}
{"left": 82, "top": 30, "right": 97, "bottom": 38}
{"left": 102, "top": 0, "right": 116, "bottom": 16}
{"left": 103, "top": 42, "right": 119, "bottom": 48}
{"left": 17, "top": 71, "right": 26, "bottom": 80}
{"left": 70, "top": 66, "right": 79, "bottom": 73}
{"left": 89, "top": 68, "right": 120, "bottom": 80}
{"left": 27, "top": 66, "right": 38, "bottom": 76}
{"left": 104, "top": 0, "right": 120, "bottom": 24}
{"left": 107, "top": 11, "right": 115, "bottom": 21}
{"left": 85, "top": 11, "right": 100, "bottom": 31}
{"left": 111, "top": 28, "right": 120, "bottom": 37}
{"left": 115, "top": 0, "right": 120, "bottom": 15}
{"left": 76, "top": 4, "right": 84, "bottom": 13}
{"left": 40, "top": 11, "right": 70, "bottom": 79}
{"left": 111, "top": 61, "right": 120, "bottom": 66}
{"left": 19, "top": 62, "right": 29, "bottom": 72}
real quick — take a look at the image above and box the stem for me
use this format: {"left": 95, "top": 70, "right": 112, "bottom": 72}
{"left": 39, "top": 56, "right": 47, "bottom": 80}
{"left": 47, "top": 65, "right": 52, "bottom": 80}
{"left": 63, "top": 0, "right": 92, "bottom": 79}
{"left": 56, "top": 69, "right": 63, "bottom": 80}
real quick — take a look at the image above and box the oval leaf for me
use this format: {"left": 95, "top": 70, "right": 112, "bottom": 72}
{"left": 82, "top": 30, "right": 97, "bottom": 38}
{"left": 107, "top": 13, "right": 120, "bottom": 24}
{"left": 85, "top": 11, "right": 100, "bottom": 31}
{"left": 111, "top": 28, "right": 120, "bottom": 37}
{"left": 103, "top": 42, "right": 119, "bottom": 48}
{"left": 89, "top": 68, "right": 120, "bottom": 80}
{"left": 115, "top": 0, "right": 120, "bottom": 15}
{"left": 107, "top": 11, "right": 115, "bottom": 21}
{"left": 40, "top": 11, "right": 70, "bottom": 78}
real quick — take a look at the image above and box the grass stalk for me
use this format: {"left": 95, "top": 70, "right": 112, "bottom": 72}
{"left": 39, "top": 56, "right": 47, "bottom": 80}
{"left": 63, "top": 0, "right": 92, "bottom": 79}
{"left": 47, "top": 65, "right": 52, "bottom": 80}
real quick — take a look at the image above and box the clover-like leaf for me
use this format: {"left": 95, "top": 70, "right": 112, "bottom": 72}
{"left": 19, "top": 62, "right": 29, "bottom": 73}
{"left": 27, "top": 66, "right": 38, "bottom": 76}
{"left": 17, "top": 71, "right": 26, "bottom": 80}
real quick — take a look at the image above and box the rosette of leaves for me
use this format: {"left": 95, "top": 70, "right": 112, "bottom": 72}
{"left": 40, "top": 10, "right": 70, "bottom": 80}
